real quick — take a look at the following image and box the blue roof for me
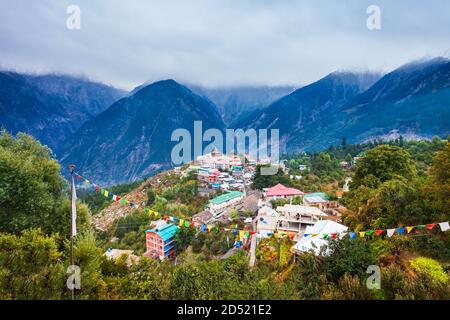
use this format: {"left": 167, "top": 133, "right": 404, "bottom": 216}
{"left": 146, "top": 223, "right": 179, "bottom": 241}
{"left": 304, "top": 192, "right": 329, "bottom": 200}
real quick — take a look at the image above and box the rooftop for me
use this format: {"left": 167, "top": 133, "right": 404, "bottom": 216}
{"left": 304, "top": 192, "right": 329, "bottom": 199}
{"left": 146, "top": 223, "right": 179, "bottom": 241}
{"left": 209, "top": 190, "right": 243, "bottom": 205}
{"left": 276, "top": 204, "right": 327, "bottom": 217}
{"left": 266, "top": 183, "right": 304, "bottom": 197}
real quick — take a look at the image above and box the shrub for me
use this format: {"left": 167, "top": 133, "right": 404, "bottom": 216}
{"left": 410, "top": 257, "right": 448, "bottom": 285}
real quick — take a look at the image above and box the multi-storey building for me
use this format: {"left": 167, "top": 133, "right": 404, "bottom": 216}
{"left": 145, "top": 223, "right": 179, "bottom": 260}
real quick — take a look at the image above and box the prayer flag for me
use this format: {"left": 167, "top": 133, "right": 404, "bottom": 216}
{"left": 438, "top": 222, "right": 450, "bottom": 232}
{"left": 387, "top": 229, "right": 395, "bottom": 237}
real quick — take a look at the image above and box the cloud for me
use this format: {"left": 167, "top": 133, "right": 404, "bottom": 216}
{"left": 0, "top": 0, "right": 449, "bottom": 90}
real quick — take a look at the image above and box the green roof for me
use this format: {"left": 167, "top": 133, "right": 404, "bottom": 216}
{"left": 209, "top": 191, "right": 243, "bottom": 205}
{"left": 146, "top": 223, "right": 179, "bottom": 241}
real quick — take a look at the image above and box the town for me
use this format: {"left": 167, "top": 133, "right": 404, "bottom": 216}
{"left": 98, "top": 148, "right": 357, "bottom": 263}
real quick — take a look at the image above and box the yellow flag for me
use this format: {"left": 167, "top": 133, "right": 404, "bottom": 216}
{"left": 179, "top": 219, "right": 184, "bottom": 226}
{"left": 207, "top": 225, "right": 213, "bottom": 232}
{"left": 359, "top": 232, "right": 365, "bottom": 237}
{"left": 406, "top": 226, "right": 414, "bottom": 233}
{"left": 239, "top": 230, "right": 245, "bottom": 240}
{"left": 84, "top": 179, "right": 90, "bottom": 186}
{"left": 104, "top": 190, "right": 109, "bottom": 197}
{"left": 311, "top": 234, "right": 318, "bottom": 237}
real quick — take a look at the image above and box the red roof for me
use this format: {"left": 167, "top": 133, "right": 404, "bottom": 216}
{"left": 266, "top": 183, "right": 304, "bottom": 197}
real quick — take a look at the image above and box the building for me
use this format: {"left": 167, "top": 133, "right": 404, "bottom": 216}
{"left": 196, "top": 149, "right": 242, "bottom": 170}
{"left": 192, "top": 210, "right": 214, "bottom": 226}
{"left": 265, "top": 183, "right": 304, "bottom": 201}
{"left": 339, "top": 161, "right": 351, "bottom": 169}
{"left": 275, "top": 205, "right": 328, "bottom": 241}
{"left": 303, "top": 192, "right": 330, "bottom": 207}
{"left": 145, "top": 223, "right": 179, "bottom": 260}
{"left": 240, "top": 191, "right": 262, "bottom": 215}
{"left": 104, "top": 248, "right": 140, "bottom": 267}
{"left": 207, "top": 190, "right": 244, "bottom": 215}
{"left": 294, "top": 220, "right": 348, "bottom": 256}
{"left": 256, "top": 205, "right": 279, "bottom": 238}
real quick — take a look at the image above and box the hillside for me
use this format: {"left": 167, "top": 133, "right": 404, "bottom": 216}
{"left": 189, "top": 84, "right": 297, "bottom": 126}
{"left": 236, "top": 71, "right": 381, "bottom": 152}
{"left": 59, "top": 79, "right": 225, "bottom": 184}
{"left": 0, "top": 71, "right": 125, "bottom": 149}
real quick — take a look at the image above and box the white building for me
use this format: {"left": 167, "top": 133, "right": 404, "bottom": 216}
{"left": 294, "top": 220, "right": 348, "bottom": 256}
{"left": 256, "top": 205, "right": 279, "bottom": 238}
{"left": 196, "top": 149, "right": 242, "bottom": 170}
{"left": 206, "top": 190, "right": 244, "bottom": 215}
{"left": 275, "top": 205, "right": 327, "bottom": 241}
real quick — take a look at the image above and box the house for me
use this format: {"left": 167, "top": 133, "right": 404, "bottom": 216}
{"left": 104, "top": 248, "right": 140, "bottom": 267}
{"left": 241, "top": 191, "right": 262, "bottom": 215}
{"left": 303, "top": 192, "right": 330, "bottom": 207}
{"left": 196, "top": 149, "right": 242, "bottom": 170}
{"left": 206, "top": 190, "right": 244, "bottom": 215}
{"left": 265, "top": 183, "right": 304, "bottom": 201}
{"left": 192, "top": 210, "right": 214, "bottom": 226}
{"left": 339, "top": 161, "right": 351, "bottom": 169}
{"left": 293, "top": 220, "right": 348, "bottom": 256}
{"left": 145, "top": 223, "right": 179, "bottom": 260}
{"left": 275, "top": 205, "right": 328, "bottom": 241}
{"left": 256, "top": 205, "right": 279, "bottom": 238}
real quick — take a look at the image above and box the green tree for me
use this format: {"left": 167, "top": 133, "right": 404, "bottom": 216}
{"left": 146, "top": 188, "right": 155, "bottom": 206}
{"left": 174, "top": 227, "right": 195, "bottom": 251}
{"left": 351, "top": 145, "right": 417, "bottom": 189}
{"left": 0, "top": 229, "right": 65, "bottom": 299}
{"left": 0, "top": 131, "right": 90, "bottom": 235}
{"left": 322, "top": 238, "right": 376, "bottom": 282}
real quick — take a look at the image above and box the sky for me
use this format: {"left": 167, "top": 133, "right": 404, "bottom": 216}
{"left": 0, "top": 0, "right": 449, "bottom": 90}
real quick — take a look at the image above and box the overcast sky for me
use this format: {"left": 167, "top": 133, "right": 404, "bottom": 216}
{"left": 0, "top": 0, "right": 449, "bottom": 90}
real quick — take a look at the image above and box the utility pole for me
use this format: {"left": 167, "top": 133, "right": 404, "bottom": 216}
{"left": 69, "top": 164, "right": 75, "bottom": 301}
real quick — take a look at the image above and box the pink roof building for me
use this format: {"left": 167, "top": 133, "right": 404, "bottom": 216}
{"left": 265, "top": 183, "right": 304, "bottom": 199}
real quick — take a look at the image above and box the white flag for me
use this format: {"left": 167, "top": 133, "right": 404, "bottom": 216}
{"left": 387, "top": 229, "right": 395, "bottom": 237}
{"left": 71, "top": 175, "right": 77, "bottom": 237}
{"left": 439, "top": 222, "right": 450, "bottom": 232}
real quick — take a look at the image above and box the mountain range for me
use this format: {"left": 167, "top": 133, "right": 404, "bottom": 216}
{"left": 284, "top": 57, "right": 450, "bottom": 151}
{"left": 1, "top": 57, "right": 449, "bottom": 184}
{"left": 0, "top": 72, "right": 125, "bottom": 149}
{"left": 59, "top": 80, "right": 225, "bottom": 183}
{"left": 188, "top": 85, "right": 297, "bottom": 126}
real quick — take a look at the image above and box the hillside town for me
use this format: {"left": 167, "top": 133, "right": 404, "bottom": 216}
{"left": 99, "top": 149, "right": 351, "bottom": 263}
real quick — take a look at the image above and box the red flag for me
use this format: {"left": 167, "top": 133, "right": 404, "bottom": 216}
{"left": 289, "top": 234, "right": 295, "bottom": 240}
{"left": 426, "top": 224, "right": 436, "bottom": 230}
{"left": 189, "top": 221, "right": 195, "bottom": 228}
{"left": 163, "top": 214, "right": 168, "bottom": 220}
{"left": 250, "top": 231, "right": 256, "bottom": 235}
{"left": 116, "top": 196, "right": 121, "bottom": 202}
{"left": 77, "top": 175, "right": 82, "bottom": 181}
{"left": 96, "top": 186, "right": 101, "bottom": 193}
{"left": 375, "top": 230, "right": 385, "bottom": 236}
{"left": 331, "top": 233, "right": 337, "bottom": 239}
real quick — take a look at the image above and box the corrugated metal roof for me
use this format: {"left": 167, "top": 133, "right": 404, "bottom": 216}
{"left": 146, "top": 223, "right": 179, "bottom": 241}
{"left": 209, "top": 190, "right": 243, "bottom": 205}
